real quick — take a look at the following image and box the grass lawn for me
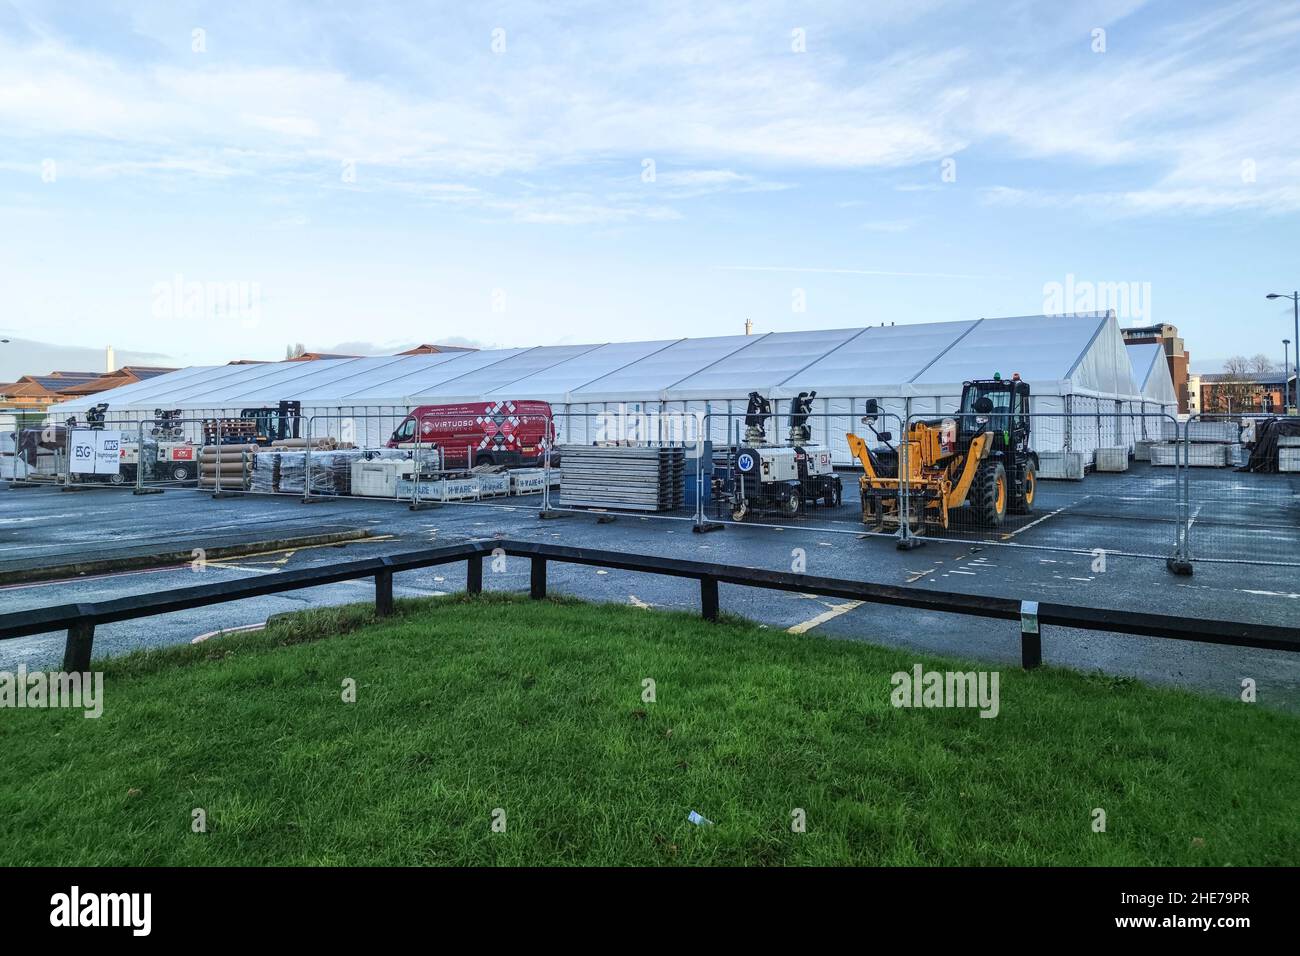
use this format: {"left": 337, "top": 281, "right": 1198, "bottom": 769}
{"left": 1, "top": 593, "right": 1297, "bottom": 866}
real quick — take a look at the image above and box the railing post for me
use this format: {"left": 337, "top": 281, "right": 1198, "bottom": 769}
{"left": 303, "top": 416, "right": 313, "bottom": 503}
{"left": 530, "top": 557, "right": 546, "bottom": 599}
{"left": 1020, "top": 600, "right": 1041, "bottom": 669}
{"left": 63, "top": 620, "right": 95, "bottom": 672}
{"left": 375, "top": 569, "right": 394, "bottom": 617}
{"left": 467, "top": 554, "right": 483, "bottom": 594}
{"left": 700, "top": 576, "right": 719, "bottom": 621}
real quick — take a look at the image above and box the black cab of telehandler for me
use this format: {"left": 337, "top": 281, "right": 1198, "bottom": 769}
{"left": 958, "top": 374, "right": 1037, "bottom": 515}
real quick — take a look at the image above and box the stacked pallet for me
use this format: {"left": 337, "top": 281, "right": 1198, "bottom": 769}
{"left": 558, "top": 445, "right": 684, "bottom": 511}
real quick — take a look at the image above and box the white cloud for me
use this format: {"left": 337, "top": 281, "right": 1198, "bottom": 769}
{"left": 1, "top": 0, "right": 1298, "bottom": 217}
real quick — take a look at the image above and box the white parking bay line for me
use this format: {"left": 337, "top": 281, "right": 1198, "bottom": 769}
{"left": 1003, "top": 495, "right": 1091, "bottom": 539}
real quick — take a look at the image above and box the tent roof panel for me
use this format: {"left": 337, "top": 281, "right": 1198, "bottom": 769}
{"left": 409, "top": 344, "right": 602, "bottom": 401}
{"left": 334, "top": 348, "right": 526, "bottom": 401}
{"left": 486, "top": 339, "right": 682, "bottom": 402}
{"left": 785, "top": 321, "right": 978, "bottom": 395}
{"left": 669, "top": 327, "right": 861, "bottom": 397}
{"left": 326, "top": 351, "right": 470, "bottom": 400}
{"left": 911, "top": 313, "right": 1138, "bottom": 397}
{"left": 571, "top": 333, "right": 761, "bottom": 400}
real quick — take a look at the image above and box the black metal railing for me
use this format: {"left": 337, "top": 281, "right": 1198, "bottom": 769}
{"left": 1, "top": 540, "right": 1297, "bottom": 672}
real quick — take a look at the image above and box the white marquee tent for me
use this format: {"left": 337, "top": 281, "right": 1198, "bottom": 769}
{"left": 52, "top": 311, "right": 1163, "bottom": 461}
{"left": 1125, "top": 342, "right": 1179, "bottom": 408}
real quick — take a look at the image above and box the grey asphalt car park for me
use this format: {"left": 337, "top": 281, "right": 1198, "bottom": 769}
{"left": 2, "top": 478, "right": 1297, "bottom": 709}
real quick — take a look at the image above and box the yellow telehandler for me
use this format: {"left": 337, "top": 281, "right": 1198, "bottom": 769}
{"left": 846, "top": 376, "right": 1037, "bottom": 536}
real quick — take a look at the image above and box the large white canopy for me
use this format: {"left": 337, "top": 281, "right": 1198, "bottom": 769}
{"left": 1125, "top": 342, "right": 1178, "bottom": 406}
{"left": 52, "top": 311, "right": 1147, "bottom": 416}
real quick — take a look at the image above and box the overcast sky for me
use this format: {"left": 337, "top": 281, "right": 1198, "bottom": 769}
{"left": 1, "top": 0, "right": 1298, "bottom": 380}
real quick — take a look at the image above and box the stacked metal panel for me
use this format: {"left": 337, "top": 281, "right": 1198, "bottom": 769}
{"left": 558, "top": 445, "right": 685, "bottom": 511}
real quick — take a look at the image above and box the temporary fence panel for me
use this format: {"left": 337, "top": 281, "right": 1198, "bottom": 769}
{"left": 1181, "top": 414, "right": 1299, "bottom": 567}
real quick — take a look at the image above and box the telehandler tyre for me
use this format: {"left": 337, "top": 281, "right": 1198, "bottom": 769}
{"left": 971, "top": 460, "right": 1008, "bottom": 528}
{"left": 1009, "top": 462, "right": 1036, "bottom": 515}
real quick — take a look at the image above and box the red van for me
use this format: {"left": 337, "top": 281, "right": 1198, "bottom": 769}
{"left": 386, "top": 400, "right": 556, "bottom": 468}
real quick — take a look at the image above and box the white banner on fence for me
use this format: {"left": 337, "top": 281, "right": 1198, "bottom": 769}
{"left": 70, "top": 429, "right": 122, "bottom": 476}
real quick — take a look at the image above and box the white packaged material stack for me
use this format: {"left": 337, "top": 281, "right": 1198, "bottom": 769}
{"left": 1133, "top": 440, "right": 1154, "bottom": 462}
{"left": 1150, "top": 442, "right": 1228, "bottom": 467}
{"left": 1161, "top": 419, "right": 1238, "bottom": 443}
{"left": 1, "top": 456, "right": 28, "bottom": 480}
{"left": 1094, "top": 447, "right": 1129, "bottom": 473}
{"left": 1037, "top": 450, "right": 1086, "bottom": 480}
{"left": 350, "top": 458, "right": 415, "bottom": 498}
{"left": 1279, "top": 447, "right": 1300, "bottom": 472}
{"left": 1278, "top": 435, "right": 1300, "bottom": 448}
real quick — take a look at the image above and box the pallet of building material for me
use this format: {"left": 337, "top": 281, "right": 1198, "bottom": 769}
{"left": 0, "top": 455, "right": 29, "bottom": 481}
{"left": 477, "top": 473, "right": 511, "bottom": 497}
{"left": 1036, "top": 450, "right": 1087, "bottom": 480}
{"left": 271, "top": 437, "right": 338, "bottom": 451}
{"left": 392, "top": 477, "right": 481, "bottom": 502}
{"left": 1149, "top": 442, "right": 1229, "bottom": 467}
{"left": 1280, "top": 447, "right": 1300, "bottom": 472}
{"left": 276, "top": 450, "right": 364, "bottom": 495}
{"left": 250, "top": 452, "right": 281, "bottom": 494}
{"left": 1279, "top": 435, "right": 1300, "bottom": 448}
{"left": 509, "top": 469, "right": 549, "bottom": 494}
{"left": 199, "top": 447, "right": 252, "bottom": 489}
{"left": 557, "top": 445, "right": 685, "bottom": 511}
{"left": 1161, "top": 419, "right": 1238, "bottom": 443}
{"left": 1094, "top": 447, "right": 1130, "bottom": 472}
{"left": 1133, "top": 439, "right": 1155, "bottom": 462}
{"left": 350, "top": 458, "right": 414, "bottom": 498}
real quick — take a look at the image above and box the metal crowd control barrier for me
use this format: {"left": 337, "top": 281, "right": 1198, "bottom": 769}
{"left": 1180, "top": 413, "right": 1300, "bottom": 567}
{"left": 22, "top": 404, "right": 1300, "bottom": 575}
{"left": 890, "top": 410, "right": 1186, "bottom": 563}
{"left": 3, "top": 539, "right": 1297, "bottom": 674}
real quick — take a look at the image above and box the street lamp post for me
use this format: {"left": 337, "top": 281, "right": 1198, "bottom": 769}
{"left": 1267, "top": 292, "right": 1299, "bottom": 415}
{"left": 1286, "top": 339, "right": 1293, "bottom": 414}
